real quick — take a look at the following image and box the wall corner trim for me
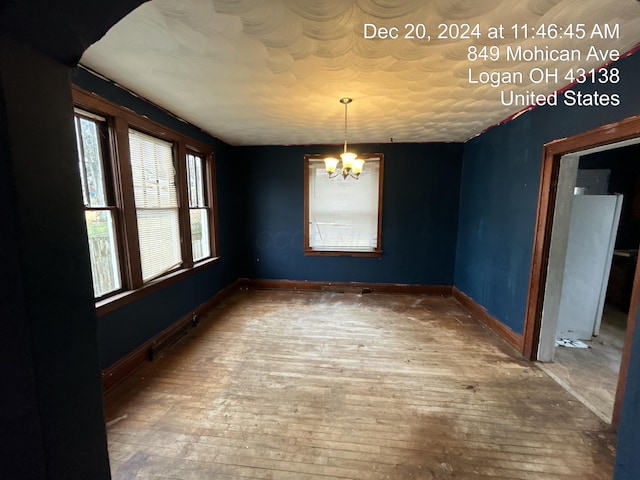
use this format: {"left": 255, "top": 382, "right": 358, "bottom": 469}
{"left": 453, "top": 287, "right": 524, "bottom": 354}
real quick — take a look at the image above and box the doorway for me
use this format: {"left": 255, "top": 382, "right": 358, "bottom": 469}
{"left": 523, "top": 114, "right": 640, "bottom": 427}
{"left": 537, "top": 144, "right": 640, "bottom": 422}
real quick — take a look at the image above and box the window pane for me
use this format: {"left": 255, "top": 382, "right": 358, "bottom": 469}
{"left": 75, "top": 120, "right": 90, "bottom": 206}
{"left": 85, "top": 210, "right": 121, "bottom": 297}
{"left": 129, "top": 129, "right": 182, "bottom": 282}
{"left": 195, "top": 155, "right": 205, "bottom": 206}
{"left": 77, "top": 117, "right": 108, "bottom": 207}
{"left": 187, "top": 153, "right": 206, "bottom": 207}
{"left": 190, "top": 208, "right": 210, "bottom": 261}
{"left": 187, "top": 154, "right": 197, "bottom": 207}
{"left": 308, "top": 158, "right": 381, "bottom": 252}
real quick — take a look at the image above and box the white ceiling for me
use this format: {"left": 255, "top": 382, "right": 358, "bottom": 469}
{"left": 80, "top": 0, "right": 640, "bottom": 146}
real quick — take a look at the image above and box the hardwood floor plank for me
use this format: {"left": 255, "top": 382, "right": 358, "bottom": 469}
{"left": 105, "top": 290, "right": 616, "bottom": 479}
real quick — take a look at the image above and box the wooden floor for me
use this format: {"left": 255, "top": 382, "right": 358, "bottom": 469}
{"left": 104, "top": 290, "right": 617, "bottom": 480}
{"left": 539, "top": 305, "right": 626, "bottom": 423}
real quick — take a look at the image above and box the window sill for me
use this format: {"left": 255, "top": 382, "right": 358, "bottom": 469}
{"left": 96, "top": 256, "right": 220, "bottom": 317}
{"left": 304, "top": 249, "right": 383, "bottom": 258}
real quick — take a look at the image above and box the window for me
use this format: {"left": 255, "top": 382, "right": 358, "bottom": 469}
{"left": 187, "top": 152, "right": 211, "bottom": 262}
{"left": 74, "top": 109, "right": 122, "bottom": 298}
{"left": 129, "top": 130, "right": 182, "bottom": 281}
{"left": 72, "top": 86, "right": 218, "bottom": 309}
{"left": 304, "top": 154, "right": 384, "bottom": 256}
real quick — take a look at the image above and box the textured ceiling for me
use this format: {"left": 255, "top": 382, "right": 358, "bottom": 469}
{"left": 80, "top": 0, "right": 640, "bottom": 146}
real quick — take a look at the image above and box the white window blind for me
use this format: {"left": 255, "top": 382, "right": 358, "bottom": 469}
{"left": 308, "top": 157, "right": 381, "bottom": 252}
{"left": 129, "top": 129, "right": 182, "bottom": 281}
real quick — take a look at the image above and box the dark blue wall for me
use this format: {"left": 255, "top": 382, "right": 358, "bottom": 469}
{"left": 239, "top": 142, "right": 463, "bottom": 285}
{"left": 455, "top": 51, "right": 640, "bottom": 334}
{"left": 615, "top": 312, "right": 640, "bottom": 478}
{"left": 454, "top": 51, "right": 640, "bottom": 479}
{"left": 72, "top": 68, "right": 243, "bottom": 368}
{"left": 0, "top": 41, "right": 47, "bottom": 479}
{"left": 455, "top": 114, "right": 539, "bottom": 332}
{"left": 1, "top": 40, "right": 111, "bottom": 479}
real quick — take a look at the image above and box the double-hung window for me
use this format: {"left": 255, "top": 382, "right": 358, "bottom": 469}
{"left": 304, "top": 154, "right": 384, "bottom": 256}
{"left": 187, "top": 152, "right": 211, "bottom": 262}
{"left": 72, "top": 86, "right": 218, "bottom": 310}
{"left": 74, "top": 109, "right": 122, "bottom": 298}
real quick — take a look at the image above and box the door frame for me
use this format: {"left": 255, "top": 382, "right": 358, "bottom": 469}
{"left": 522, "top": 113, "right": 640, "bottom": 426}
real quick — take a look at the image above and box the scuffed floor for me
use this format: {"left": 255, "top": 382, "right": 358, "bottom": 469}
{"left": 105, "top": 290, "right": 616, "bottom": 479}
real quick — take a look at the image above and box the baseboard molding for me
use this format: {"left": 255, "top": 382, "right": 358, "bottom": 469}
{"left": 101, "top": 278, "right": 245, "bottom": 394}
{"left": 453, "top": 287, "right": 524, "bottom": 354}
{"left": 248, "top": 279, "right": 453, "bottom": 296}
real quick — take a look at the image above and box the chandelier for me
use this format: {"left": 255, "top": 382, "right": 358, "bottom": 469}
{"left": 324, "top": 98, "right": 364, "bottom": 179}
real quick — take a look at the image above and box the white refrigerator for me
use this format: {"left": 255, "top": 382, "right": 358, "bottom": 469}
{"left": 556, "top": 193, "right": 623, "bottom": 341}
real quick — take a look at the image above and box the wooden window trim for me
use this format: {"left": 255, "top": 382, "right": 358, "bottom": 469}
{"left": 72, "top": 86, "right": 220, "bottom": 312}
{"left": 177, "top": 142, "right": 194, "bottom": 268}
{"left": 303, "top": 154, "right": 384, "bottom": 257}
{"left": 112, "top": 114, "right": 143, "bottom": 288}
